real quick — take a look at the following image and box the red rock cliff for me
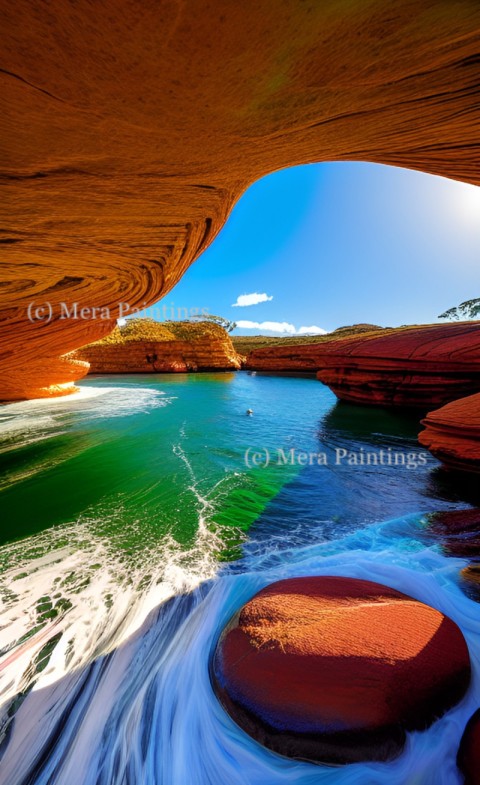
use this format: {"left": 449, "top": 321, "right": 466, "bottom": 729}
{"left": 2, "top": 1, "right": 480, "bottom": 399}
{"left": 315, "top": 323, "right": 480, "bottom": 408}
{"left": 73, "top": 320, "right": 241, "bottom": 373}
{"left": 247, "top": 323, "right": 480, "bottom": 408}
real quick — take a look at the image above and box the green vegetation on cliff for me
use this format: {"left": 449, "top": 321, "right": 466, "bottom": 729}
{"left": 231, "top": 324, "right": 384, "bottom": 355}
{"left": 91, "top": 318, "right": 231, "bottom": 345}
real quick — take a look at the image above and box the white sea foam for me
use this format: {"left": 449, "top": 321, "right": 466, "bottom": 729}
{"left": 0, "top": 516, "right": 478, "bottom": 785}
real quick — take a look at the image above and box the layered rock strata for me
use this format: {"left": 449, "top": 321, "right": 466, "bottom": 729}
{"left": 212, "top": 576, "right": 471, "bottom": 765}
{"left": 2, "top": 1, "right": 480, "bottom": 398}
{"left": 246, "top": 342, "right": 337, "bottom": 372}
{"left": 247, "top": 324, "right": 480, "bottom": 408}
{"left": 315, "top": 323, "right": 480, "bottom": 408}
{"left": 419, "top": 392, "right": 480, "bottom": 473}
{"left": 73, "top": 320, "right": 241, "bottom": 373}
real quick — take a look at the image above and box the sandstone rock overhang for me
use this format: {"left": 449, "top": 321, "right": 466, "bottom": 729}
{"left": 211, "top": 576, "right": 471, "bottom": 765}
{"left": 2, "top": 1, "right": 480, "bottom": 399}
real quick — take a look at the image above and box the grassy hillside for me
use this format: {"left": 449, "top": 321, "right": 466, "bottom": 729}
{"left": 231, "top": 324, "right": 385, "bottom": 355}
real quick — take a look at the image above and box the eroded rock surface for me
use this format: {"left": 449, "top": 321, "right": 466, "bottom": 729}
{"left": 2, "top": 1, "right": 480, "bottom": 398}
{"left": 212, "top": 576, "right": 471, "bottom": 764}
{"left": 73, "top": 320, "right": 241, "bottom": 373}
{"left": 419, "top": 391, "right": 480, "bottom": 472}
{"left": 314, "top": 323, "right": 480, "bottom": 408}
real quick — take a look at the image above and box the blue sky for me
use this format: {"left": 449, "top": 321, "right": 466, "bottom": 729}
{"left": 137, "top": 162, "right": 480, "bottom": 334}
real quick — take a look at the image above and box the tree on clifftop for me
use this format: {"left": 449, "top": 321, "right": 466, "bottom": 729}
{"left": 438, "top": 298, "right": 480, "bottom": 321}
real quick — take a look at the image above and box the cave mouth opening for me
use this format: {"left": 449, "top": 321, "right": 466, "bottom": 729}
{"left": 140, "top": 161, "right": 480, "bottom": 341}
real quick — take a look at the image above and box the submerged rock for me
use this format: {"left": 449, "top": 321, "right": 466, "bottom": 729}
{"left": 419, "top": 392, "right": 480, "bottom": 474}
{"left": 457, "top": 709, "right": 480, "bottom": 785}
{"left": 425, "top": 509, "right": 480, "bottom": 559}
{"left": 212, "top": 576, "right": 471, "bottom": 765}
{"left": 424, "top": 509, "right": 480, "bottom": 602}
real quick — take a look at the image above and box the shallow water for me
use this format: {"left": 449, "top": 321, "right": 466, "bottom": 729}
{"left": 0, "top": 373, "right": 478, "bottom": 784}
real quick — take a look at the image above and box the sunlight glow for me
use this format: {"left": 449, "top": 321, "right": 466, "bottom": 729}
{"left": 454, "top": 182, "right": 480, "bottom": 222}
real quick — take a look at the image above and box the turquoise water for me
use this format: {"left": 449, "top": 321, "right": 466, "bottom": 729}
{"left": 0, "top": 373, "right": 478, "bottom": 784}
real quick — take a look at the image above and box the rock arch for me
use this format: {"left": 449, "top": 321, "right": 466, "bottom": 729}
{"left": 2, "top": 0, "right": 480, "bottom": 398}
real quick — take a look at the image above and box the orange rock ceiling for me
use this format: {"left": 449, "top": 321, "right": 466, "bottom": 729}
{"left": 2, "top": 1, "right": 480, "bottom": 399}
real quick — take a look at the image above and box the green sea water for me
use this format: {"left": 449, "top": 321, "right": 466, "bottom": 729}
{"left": 1, "top": 373, "right": 479, "bottom": 785}
{"left": 0, "top": 373, "right": 334, "bottom": 560}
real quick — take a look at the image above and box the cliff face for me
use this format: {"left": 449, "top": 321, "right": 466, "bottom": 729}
{"left": 314, "top": 323, "right": 480, "bottom": 408}
{"left": 247, "top": 323, "right": 480, "bottom": 408}
{"left": 73, "top": 321, "right": 241, "bottom": 373}
{"left": 418, "top": 392, "right": 480, "bottom": 473}
{"left": 2, "top": 1, "right": 480, "bottom": 399}
{"left": 246, "top": 343, "right": 332, "bottom": 372}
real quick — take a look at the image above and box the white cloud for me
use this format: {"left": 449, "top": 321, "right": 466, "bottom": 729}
{"left": 232, "top": 292, "right": 274, "bottom": 307}
{"left": 236, "top": 320, "right": 296, "bottom": 333}
{"left": 235, "top": 320, "right": 327, "bottom": 335}
{"left": 297, "top": 325, "right": 327, "bottom": 335}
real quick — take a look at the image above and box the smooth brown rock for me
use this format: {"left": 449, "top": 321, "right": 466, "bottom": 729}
{"left": 457, "top": 709, "right": 480, "bottom": 785}
{"left": 419, "top": 392, "right": 480, "bottom": 473}
{"left": 212, "top": 576, "right": 471, "bottom": 764}
{"left": 2, "top": 2, "right": 480, "bottom": 398}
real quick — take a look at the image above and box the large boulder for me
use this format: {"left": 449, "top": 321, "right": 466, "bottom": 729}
{"left": 2, "top": 2, "right": 480, "bottom": 399}
{"left": 212, "top": 576, "right": 471, "bottom": 764}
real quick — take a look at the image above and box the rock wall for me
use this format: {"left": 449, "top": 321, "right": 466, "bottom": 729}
{"left": 74, "top": 336, "right": 241, "bottom": 373}
{"left": 2, "top": 1, "right": 480, "bottom": 398}
{"left": 245, "top": 342, "right": 332, "bottom": 372}
{"left": 314, "top": 323, "right": 480, "bottom": 408}
{"left": 247, "top": 323, "right": 480, "bottom": 409}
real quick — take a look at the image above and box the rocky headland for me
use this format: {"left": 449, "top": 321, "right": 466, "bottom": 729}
{"left": 315, "top": 322, "right": 480, "bottom": 408}
{"left": 246, "top": 322, "right": 480, "bottom": 409}
{"left": 72, "top": 320, "right": 241, "bottom": 374}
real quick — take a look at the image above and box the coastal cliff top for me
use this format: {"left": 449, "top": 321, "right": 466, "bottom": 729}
{"left": 234, "top": 321, "right": 480, "bottom": 356}
{"left": 89, "top": 319, "right": 231, "bottom": 346}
